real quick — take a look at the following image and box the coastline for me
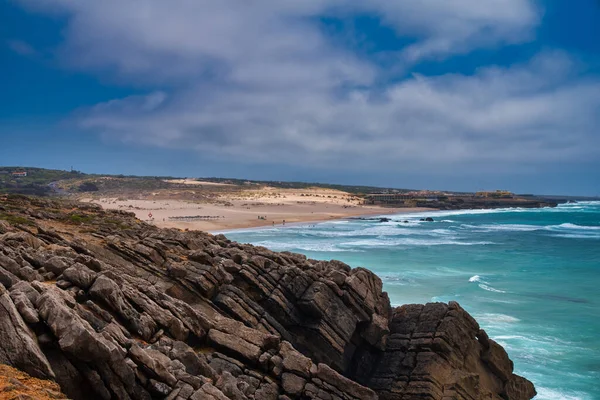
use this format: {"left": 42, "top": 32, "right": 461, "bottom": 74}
{"left": 209, "top": 207, "right": 436, "bottom": 234}
{"left": 218, "top": 200, "right": 600, "bottom": 399}
{"left": 86, "top": 196, "right": 436, "bottom": 232}
{"left": 0, "top": 194, "right": 537, "bottom": 400}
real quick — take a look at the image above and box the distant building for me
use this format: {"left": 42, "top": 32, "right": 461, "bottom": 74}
{"left": 0, "top": 171, "right": 8, "bottom": 175}
{"left": 12, "top": 171, "right": 27, "bottom": 177}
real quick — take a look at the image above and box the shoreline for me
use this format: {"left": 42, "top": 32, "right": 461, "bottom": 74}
{"left": 209, "top": 207, "right": 436, "bottom": 234}
{"left": 85, "top": 197, "right": 436, "bottom": 233}
{"left": 160, "top": 206, "right": 437, "bottom": 233}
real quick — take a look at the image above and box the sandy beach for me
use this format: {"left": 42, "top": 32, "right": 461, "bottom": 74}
{"left": 85, "top": 186, "right": 434, "bottom": 232}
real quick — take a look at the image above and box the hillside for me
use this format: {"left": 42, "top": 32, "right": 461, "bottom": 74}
{"left": 0, "top": 167, "right": 87, "bottom": 196}
{"left": 0, "top": 194, "right": 535, "bottom": 399}
{"left": 0, "top": 166, "right": 414, "bottom": 198}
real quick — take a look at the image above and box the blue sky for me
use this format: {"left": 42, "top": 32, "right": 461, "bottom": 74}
{"left": 1, "top": 0, "right": 599, "bottom": 195}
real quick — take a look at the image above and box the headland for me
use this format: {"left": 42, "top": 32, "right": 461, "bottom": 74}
{"left": 0, "top": 194, "right": 536, "bottom": 399}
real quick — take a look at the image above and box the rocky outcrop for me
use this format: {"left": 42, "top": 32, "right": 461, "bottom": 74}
{"left": 0, "top": 195, "right": 535, "bottom": 399}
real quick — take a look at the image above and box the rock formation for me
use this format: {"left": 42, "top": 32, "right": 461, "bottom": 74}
{"left": 0, "top": 195, "right": 536, "bottom": 399}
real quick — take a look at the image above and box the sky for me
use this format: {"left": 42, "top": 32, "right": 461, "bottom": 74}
{"left": 1, "top": 0, "right": 599, "bottom": 195}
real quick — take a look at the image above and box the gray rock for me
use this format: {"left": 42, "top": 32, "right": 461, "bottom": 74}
{"left": 281, "top": 372, "right": 306, "bottom": 396}
{"left": 60, "top": 263, "right": 97, "bottom": 289}
{"left": 0, "top": 285, "right": 54, "bottom": 379}
{"left": 208, "top": 329, "right": 262, "bottom": 363}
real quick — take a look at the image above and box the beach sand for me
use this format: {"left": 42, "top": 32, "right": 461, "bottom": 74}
{"left": 85, "top": 187, "right": 434, "bottom": 232}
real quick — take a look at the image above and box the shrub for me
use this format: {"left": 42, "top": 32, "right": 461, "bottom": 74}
{"left": 78, "top": 182, "right": 99, "bottom": 192}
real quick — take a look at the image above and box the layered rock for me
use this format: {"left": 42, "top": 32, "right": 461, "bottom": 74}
{"left": 0, "top": 195, "right": 536, "bottom": 399}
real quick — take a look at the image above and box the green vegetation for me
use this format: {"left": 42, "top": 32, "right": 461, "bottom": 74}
{"left": 195, "top": 177, "right": 413, "bottom": 195}
{"left": 66, "top": 214, "right": 95, "bottom": 224}
{"left": 0, "top": 167, "right": 86, "bottom": 196}
{"left": 1, "top": 166, "right": 413, "bottom": 196}
{"left": 0, "top": 213, "right": 35, "bottom": 226}
{"left": 103, "top": 218, "right": 133, "bottom": 230}
{"left": 0, "top": 166, "right": 421, "bottom": 197}
{"left": 78, "top": 182, "right": 99, "bottom": 192}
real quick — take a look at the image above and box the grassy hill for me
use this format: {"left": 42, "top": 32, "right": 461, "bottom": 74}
{"left": 0, "top": 166, "right": 415, "bottom": 197}
{"left": 0, "top": 167, "right": 87, "bottom": 196}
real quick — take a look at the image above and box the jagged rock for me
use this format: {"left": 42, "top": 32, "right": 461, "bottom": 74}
{"left": 129, "top": 344, "right": 177, "bottom": 387}
{"left": 0, "top": 286, "right": 54, "bottom": 379}
{"left": 281, "top": 372, "right": 306, "bottom": 396}
{"left": 89, "top": 275, "right": 157, "bottom": 340}
{"left": 208, "top": 329, "right": 262, "bottom": 363}
{"left": 43, "top": 256, "right": 71, "bottom": 275}
{"left": 60, "top": 263, "right": 97, "bottom": 289}
{"left": 0, "top": 253, "right": 43, "bottom": 282}
{"left": 505, "top": 374, "right": 537, "bottom": 399}
{"left": 316, "top": 363, "right": 378, "bottom": 400}
{"left": 216, "top": 371, "right": 247, "bottom": 400}
{"left": 279, "top": 341, "right": 312, "bottom": 378}
{"left": 0, "top": 265, "right": 19, "bottom": 288}
{"left": 0, "top": 195, "right": 536, "bottom": 400}
{"left": 190, "top": 383, "right": 229, "bottom": 400}
{"left": 9, "top": 286, "right": 39, "bottom": 323}
{"left": 1, "top": 231, "right": 45, "bottom": 249}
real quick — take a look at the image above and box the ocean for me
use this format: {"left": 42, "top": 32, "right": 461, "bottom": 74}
{"left": 223, "top": 201, "right": 600, "bottom": 399}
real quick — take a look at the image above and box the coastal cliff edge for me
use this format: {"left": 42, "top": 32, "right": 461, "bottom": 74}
{"left": 0, "top": 195, "right": 535, "bottom": 400}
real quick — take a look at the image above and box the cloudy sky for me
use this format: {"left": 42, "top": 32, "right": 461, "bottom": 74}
{"left": 1, "top": 1, "right": 599, "bottom": 195}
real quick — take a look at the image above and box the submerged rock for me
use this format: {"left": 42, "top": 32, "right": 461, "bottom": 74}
{"left": 0, "top": 195, "right": 536, "bottom": 400}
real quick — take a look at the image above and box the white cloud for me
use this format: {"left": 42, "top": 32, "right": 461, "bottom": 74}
{"left": 369, "top": 0, "right": 539, "bottom": 61}
{"left": 79, "top": 51, "right": 600, "bottom": 172}
{"left": 16, "top": 0, "right": 600, "bottom": 174}
{"left": 18, "top": 0, "right": 540, "bottom": 79}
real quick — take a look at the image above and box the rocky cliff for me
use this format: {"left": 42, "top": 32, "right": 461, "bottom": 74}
{"left": 0, "top": 195, "right": 536, "bottom": 400}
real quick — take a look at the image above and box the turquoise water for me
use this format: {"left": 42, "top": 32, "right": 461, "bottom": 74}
{"left": 224, "top": 202, "right": 600, "bottom": 399}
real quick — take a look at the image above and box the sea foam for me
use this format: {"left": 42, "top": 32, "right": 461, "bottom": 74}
{"left": 479, "top": 284, "right": 507, "bottom": 293}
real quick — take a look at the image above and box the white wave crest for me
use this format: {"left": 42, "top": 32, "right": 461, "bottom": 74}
{"left": 469, "top": 275, "right": 482, "bottom": 282}
{"left": 535, "top": 387, "right": 586, "bottom": 400}
{"left": 554, "top": 223, "right": 600, "bottom": 230}
{"left": 478, "top": 284, "right": 506, "bottom": 293}
{"left": 559, "top": 200, "right": 600, "bottom": 207}
{"left": 404, "top": 201, "right": 600, "bottom": 220}
{"left": 458, "top": 222, "right": 600, "bottom": 234}
{"left": 552, "top": 233, "right": 600, "bottom": 239}
{"left": 406, "top": 208, "right": 520, "bottom": 219}
{"left": 475, "top": 313, "right": 520, "bottom": 324}
{"left": 253, "top": 241, "right": 363, "bottom": 253}
{"left": 473, "top": 224, "right": 543, "bottom": 232}
{"left": 340, "top": 238, "right": 493, "bottom": 247}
